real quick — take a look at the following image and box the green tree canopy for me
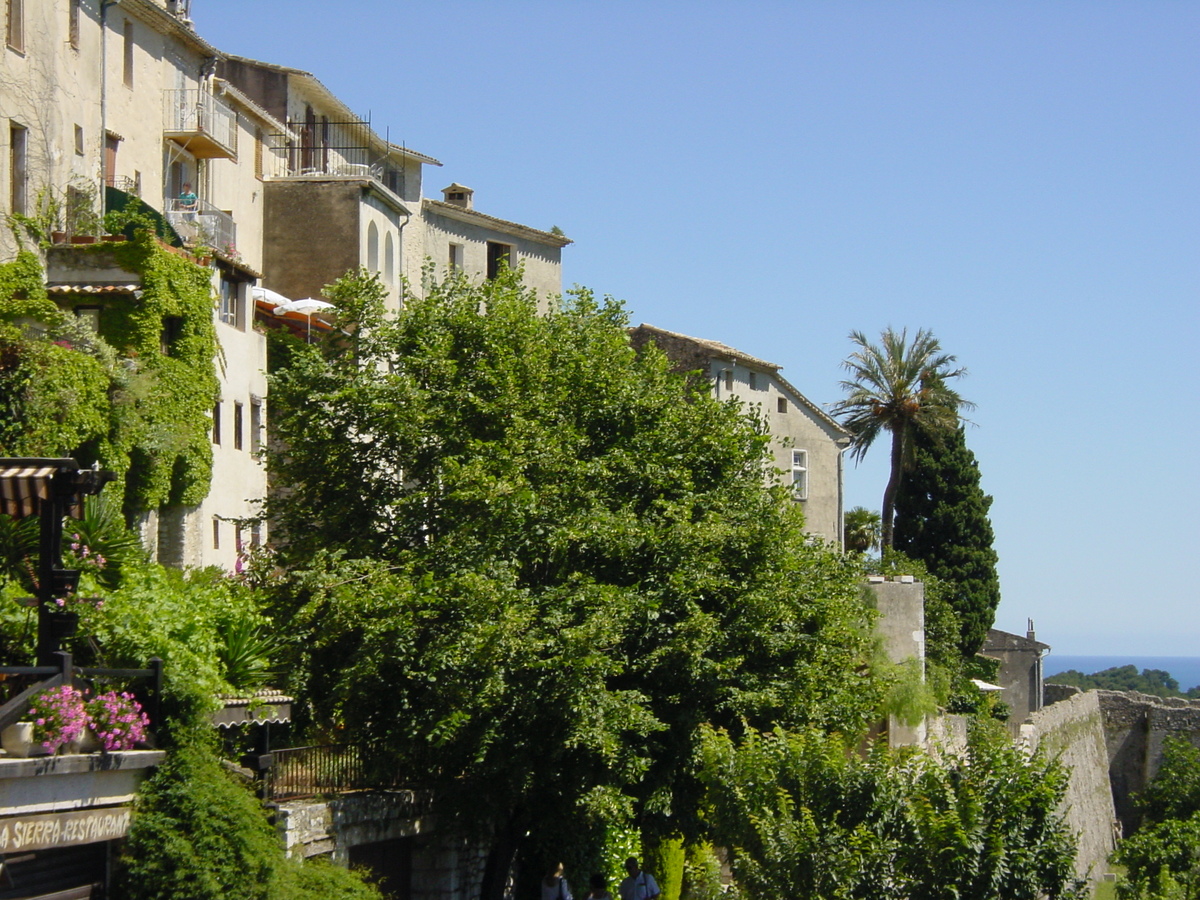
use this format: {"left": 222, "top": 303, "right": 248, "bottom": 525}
{"left": 843, "top": 506, "right": 882, "bottom": 554}
{"left": 892, "top": 424, "right": 1000, "bottom": 656}
{"left": 830, "top": 328, "right": 973, "bottom": 550}
{"left": 265, "top": 270, "right": 883, "bottom": 896}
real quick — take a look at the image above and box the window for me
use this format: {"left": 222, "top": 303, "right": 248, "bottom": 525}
{"left": 748, "top": 371, "right": 757, "bottom": 391}
{"left": 69, "top": 0, "right": 80, "bottom": 49}
{"left": 160, "top": 316, "right": 183, "bottom": 355}
{"left": 74, "top": 125, "right": 84, "bottom": 156}
{"left": 249, "top": 398, "right": 262, "bottom": 454}
{"left": 254, "top": 128, "right": 263, "bottom": 178}
{"left": 486, "top": 241, "right": 511, "bottom": 279}
{"left": 724, "top": 370, "right": 733, "bottom": 392}
{"left": 212, "top": 401, "right": 222, "bottom": 445}
{"left": 385, "top": 233, "right": 395, "bottom": 285}
{"left": 250, "top": 522, "right": 262, "bottom": 546}
{"left": 122, "top": 19, "right": 133, "bottom": 88}
{"left": 234, "top": 524, "right": 243, "bottom": 553}
{"left": 219, "top": 277, "right": 238, "bottom": 326}
{"left": 212, "top": 517, "right": 220, "bottom": 550}
{"left": 777, "top": 397, "right": 787, "bottom": 413}
{"left": 75, "top": 306, "right": 102, "bottom": 332}
{"left": 6, "top": 0, "right": 23, "bottom": 53}
{"left": 367, "top": 221, "right": 379, "bottom": 272}
{"left": 448, "top": 243, "right": 463, "bottom": 272}
{"left": 9, "top": 123, "right": 27, "bottom": 215}
{"left": 233, "top": 401, "right": 244, "bottom": 450}
{"left": 791, "top": 449, "right": 808, "bottom": 501}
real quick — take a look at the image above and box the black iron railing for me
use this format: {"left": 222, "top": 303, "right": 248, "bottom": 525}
{"left": 264, "top": 744, "right": 427, "bottom": 803}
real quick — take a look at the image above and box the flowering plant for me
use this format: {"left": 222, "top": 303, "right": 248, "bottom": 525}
{"left": 27, "top": 685, "right": 88, "bottom": 753}
{"left": 87, "top": 691, "right": 150, "bottom": 751}
{"left": 65, "top": 534, "right": 109, "bottom": 576}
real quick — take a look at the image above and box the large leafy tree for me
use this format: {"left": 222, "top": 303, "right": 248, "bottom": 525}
{"left": 843, "top": 506, "right": 882, "bottom": 554}
{"left": 831, "top": 328, "right": 973, "bottom": 550}
{"left": 266, "top": 270, "right": 883, "bottom": 899}
{"left": 892, "top": 424, "right": 1000, "bottom": 655}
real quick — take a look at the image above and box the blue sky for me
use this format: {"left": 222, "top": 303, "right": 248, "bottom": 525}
{"left": 193, "top": 1, "right": 1199, "bottom": 655}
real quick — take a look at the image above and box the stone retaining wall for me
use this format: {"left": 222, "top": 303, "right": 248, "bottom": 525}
{"left": 1022, "top": 691, "right": 1118, "bottom": 884}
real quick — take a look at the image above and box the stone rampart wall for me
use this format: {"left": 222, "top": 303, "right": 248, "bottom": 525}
{"left": 1095, "top": 691, "right": 1200, "bottom": 834}
{"left": 1022, "top": 691, "right": 1118, "bottom": 884}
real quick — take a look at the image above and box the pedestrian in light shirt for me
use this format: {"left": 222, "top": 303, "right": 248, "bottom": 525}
{"left": 618, "top": 858, "right": 660, "bottom": 900}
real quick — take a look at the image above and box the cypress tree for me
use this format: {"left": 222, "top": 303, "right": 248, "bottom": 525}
{"left": 893, "top": 425, "right": 1000, "bottom": 656}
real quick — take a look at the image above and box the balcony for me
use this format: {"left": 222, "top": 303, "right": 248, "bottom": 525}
{"left": 163, "top": 89, "right": 237, "bottom": 160}
{"left": 164, "top": 197, "right": 235, "bottom": 254}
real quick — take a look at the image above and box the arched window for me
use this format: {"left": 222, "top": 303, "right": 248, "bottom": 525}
{"left": 367, "top": 221, "right": 379, "bottom": 272}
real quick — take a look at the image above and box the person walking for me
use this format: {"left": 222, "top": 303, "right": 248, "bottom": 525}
{"left": 542, "top": 862, "right": 573, "bottom": 900}
{"left": 586, "top": 873, "right": 614, "bottom": 900}
{"left": 618, "top": 858, "right": 660, "bottom": 900}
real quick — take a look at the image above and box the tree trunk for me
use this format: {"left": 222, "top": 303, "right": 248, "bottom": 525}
{"left": 479, "top": 814, "right": 524, "bottom": 900}
{"left": 881, "top": 427, "right": 905, "bottom": 550}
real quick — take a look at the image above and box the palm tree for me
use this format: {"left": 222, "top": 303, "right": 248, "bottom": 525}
{"left": 831, "top": 328, "right": 973, "bottom": 550}
{"left": 843, "top": 506, "right": 882, "bottom": 554}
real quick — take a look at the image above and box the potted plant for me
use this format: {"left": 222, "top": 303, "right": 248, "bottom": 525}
{"left": 1, "top": 685, "right": 89, "bottom": 756}
{"left": 87, "top": 691, "right": 150, "bottom": 751}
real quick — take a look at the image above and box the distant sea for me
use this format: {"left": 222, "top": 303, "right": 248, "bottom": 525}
{"left": 1043, "top": 656, "right": 1200, "bottom": 693}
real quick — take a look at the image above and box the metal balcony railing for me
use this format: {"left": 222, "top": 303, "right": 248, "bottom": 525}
{"left": 163, "top": 89, "right": 238, "bottom": 159}
{"left": 164, "top": 197, "right": 236, "bottom": 255}
{"left": 264, "top": 744, "right": 427, "bottom": 802}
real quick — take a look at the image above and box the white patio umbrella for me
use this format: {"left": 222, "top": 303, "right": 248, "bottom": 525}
{"left": 267, "top": 295, "right": 336, "bottom": 342}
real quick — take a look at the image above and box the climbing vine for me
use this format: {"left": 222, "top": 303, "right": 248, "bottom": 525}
{"left": 0, "top": 228, "right": 219, "bottom": 513}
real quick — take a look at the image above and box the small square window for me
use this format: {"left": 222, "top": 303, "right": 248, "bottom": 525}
{"left": 777, "top": 397, "right": 787, "bottom": 413}
{"left": 74, "top": 125, "right": 84, "bottom": 156}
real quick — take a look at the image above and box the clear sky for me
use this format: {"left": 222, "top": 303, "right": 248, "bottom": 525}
{"left": 193, "top": 1, "right": 1199, "bottom": 655}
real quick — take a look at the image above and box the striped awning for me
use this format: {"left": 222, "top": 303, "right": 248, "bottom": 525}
{"left": 0, "top": 459, "right": 83, "bottom": 519}
{"left": 46, "top": 283, "right": 140, "bottom": 294}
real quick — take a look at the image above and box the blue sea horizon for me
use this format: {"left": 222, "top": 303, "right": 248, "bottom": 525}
{"left": 1043, "top": 655, "right": 1200, "bottom": 692}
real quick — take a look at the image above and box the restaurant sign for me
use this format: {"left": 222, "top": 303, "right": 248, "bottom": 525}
{"left": 0, "top": 807, "right": 131, "bottom": 852}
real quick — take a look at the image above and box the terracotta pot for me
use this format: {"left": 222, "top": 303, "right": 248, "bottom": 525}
{"left": 50, "top": 231, "right": 67, "bottom": 244}
{"left": 1, "top": 722, "right": 51, "bottom": 758}
{"left": 102, "top": 234, "right": 125, "bottom": 243}
{"left": 70, "top": 235, "right": 97, "bottom": 244}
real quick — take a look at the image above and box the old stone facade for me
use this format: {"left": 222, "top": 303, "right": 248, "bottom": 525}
{"left": 628, "top": 324, "right": 850, "bottom": 545}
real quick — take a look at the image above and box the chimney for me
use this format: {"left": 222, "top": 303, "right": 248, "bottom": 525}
{"left": 441, "top": 183, "right": 473, "bottom": 210}
{"left": 1026, "top": 618, "right": 1036, "bottom": 641}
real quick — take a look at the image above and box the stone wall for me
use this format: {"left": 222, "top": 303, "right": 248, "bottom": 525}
{"left": 275, "top": 791, "right": 488, "bottom": 900}
{"left": 1094, "top": 691, "right": 1200, "bottom": 834}
{"left": 1021, "top": 691, "right": 1118, "bottom": 884}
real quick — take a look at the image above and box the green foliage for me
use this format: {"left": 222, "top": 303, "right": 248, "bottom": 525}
{"left": 268, "top": 856, "right": 384, "bottom": 900}
{"left": 680, "top": 843, "right": 723, "bottom": 900}
{"left": 1114, "top": 738, "right": 1200, "bottom": 898}
{"left": 77, "top": 560, "right": 273, "bottom": 730}
{"left": 116, "top": 736, "right": 279, "bottom": 900}
{"left": 880, "top": 656, "right": 940, "bottom": 727}
{"left": 843, "top": 506, "right": 882, "bottom": 554}
{"left": 830, "top": 327, "right": 973, "bottom": 550}
{"left": 644, "top": 837, "right": 685, "bottom": 900}
{"left": 1115, "top": 815, "right": 1200, "bottom": 899}
{"left": 699, "top": 721, "right": 1087, "bottom": 900}
{"left": 1141, "top": 739, "right": 1200, "bottom": 824}
{"left": 0, "top": 234, "right": 218, "bottom": 513}
{"left": 265, "top": 269, "right": 883, "bottom": 877}
{"left": 893, "top": 424, "right": 1000, "bottom": 656}
{"left": 1047, "top": 665, "right": 1197, "bottom": 700}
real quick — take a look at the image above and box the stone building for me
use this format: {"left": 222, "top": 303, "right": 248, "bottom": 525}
{"left": 628, "top": 324, "right": 850, "bottom": 545}
{"left": 981, "top": 622, "right": 1050, "bottom": 727}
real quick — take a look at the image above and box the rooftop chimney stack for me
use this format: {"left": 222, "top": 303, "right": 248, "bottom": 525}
{"left": 441, "top": 183, "right": 474, "bottom": 210}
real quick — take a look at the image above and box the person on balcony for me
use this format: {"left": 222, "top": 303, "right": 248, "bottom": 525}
{"left": 179, "top": 183, "right": 198, "bottom": 221}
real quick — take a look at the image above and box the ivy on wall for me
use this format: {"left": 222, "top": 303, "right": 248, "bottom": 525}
{"left": 0, "top": 230, "right": 219, "bottom": 513}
